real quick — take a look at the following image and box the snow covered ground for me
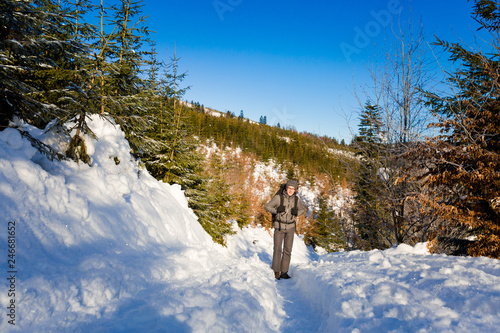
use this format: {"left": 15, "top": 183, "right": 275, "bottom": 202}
{"left": 0, "top": 116, "right": 499, "bottom": 332}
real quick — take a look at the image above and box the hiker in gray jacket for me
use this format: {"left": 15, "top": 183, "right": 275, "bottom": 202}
{"left": 265, "top": 179, "right": 307, "bottom": 280}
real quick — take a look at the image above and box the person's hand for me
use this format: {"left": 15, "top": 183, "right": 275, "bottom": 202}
{"left": 276, "top": 206, "right": 285, "bottom": 213}
{"left": 291, "top": 207, "right": 298, "bottom": 216}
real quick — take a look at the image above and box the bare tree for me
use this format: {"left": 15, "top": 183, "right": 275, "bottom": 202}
{"left": 349, "top": 10, "right": 438, "bottom": 249}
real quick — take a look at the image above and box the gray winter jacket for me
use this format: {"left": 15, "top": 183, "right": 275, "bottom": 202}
{"left": 265, "top": 188, "right": 307, "bottom": 230}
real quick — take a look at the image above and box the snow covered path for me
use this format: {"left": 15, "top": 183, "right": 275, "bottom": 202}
{"left": 226, "top": 227, "right": 325, "bottom": 332}
{"left": 1, "top": 116, "right": 500, "bottom": 332}
{"left": 276, "top": 278, "right": 323, "bottom": 332}
{"left": 226, "top": 226, "right": 500, "bottom": 333}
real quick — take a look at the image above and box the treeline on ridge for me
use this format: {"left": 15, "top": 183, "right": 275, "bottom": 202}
{"left": 183, "top": 107, "right": 347, "bottom": 180}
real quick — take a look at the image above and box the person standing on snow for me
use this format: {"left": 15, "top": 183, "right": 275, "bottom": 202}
{"left": 265, "top": 179, "right": 307, "bottom": 280}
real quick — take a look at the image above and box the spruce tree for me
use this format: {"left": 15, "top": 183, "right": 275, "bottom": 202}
{"left": 351, "top": 99, "right": 433, "bottom": 250}
{"left": 351, "top": 102, "right": 387, "bottom": 249}
{"left": 59, "top": 0, "right": 101, "bottom": 164}
{"left": 0, "top": 0, "right": 103, "bottom": 163}
{"left": 412, "top": 0, "right": 500, "bottom": 258}
{"left": 140, "top": 46, "right": 197, "bottom": 187}
{"left": 305, "top": 193, "right": 345, "bottom": 252}
{"left": 105, "top": 0, "right": 153, "bottom": 156}
{"left": 190, "top": 151, "right": 236, "bottom": 245}
{"left": 357, "top": 102, "right": 383, "bottom": 145}
{"left": 0, "top": 0, "right": 86, "bottom": 128}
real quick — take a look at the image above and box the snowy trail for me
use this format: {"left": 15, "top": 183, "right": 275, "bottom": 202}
{"left": 276, "top": 276, "right": 323, "bottom": 332}
{"left": 226, "top": 226, "right": 334, "bottom": 332}
{"left": 225, "top": 226, "right": 325, "bottom": 332}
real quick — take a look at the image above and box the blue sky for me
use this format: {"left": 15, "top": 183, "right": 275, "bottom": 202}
{"left": 141, "top": 0, "right": 478, "bottom": 142}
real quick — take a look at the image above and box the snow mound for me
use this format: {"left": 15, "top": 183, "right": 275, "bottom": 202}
{"left": 0, "top": 116, "right": 283, "bottom": 332}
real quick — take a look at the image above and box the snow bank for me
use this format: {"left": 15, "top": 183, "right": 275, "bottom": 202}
{"left": 292, "top": 244, "right": 500, "bottom": 332}
{"left": 228, "top": 225, "right": 500, "bottom": 332}
{"left": 0, "top": 116, "right": 284, "bottom": 332}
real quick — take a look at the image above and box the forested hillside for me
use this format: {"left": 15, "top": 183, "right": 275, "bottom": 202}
{"left": 1, "top": 0, "right": 498, "bottom": 258}
{"left": 179, "top": 104, "right": 354, "bottom": 251}
{"left": 184, "top": 105, "right": 345, "bottom": 176}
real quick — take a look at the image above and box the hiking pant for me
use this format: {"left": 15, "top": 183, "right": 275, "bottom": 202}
{"left": 272, "top": 224, "right": 295, "bottom": 274}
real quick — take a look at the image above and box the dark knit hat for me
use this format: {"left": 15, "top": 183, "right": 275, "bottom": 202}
{"left": 286, "top": 179, "right": 298, "bottom": 189}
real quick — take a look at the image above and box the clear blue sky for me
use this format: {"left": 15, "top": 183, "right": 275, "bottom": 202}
{"left": 141, "top": 0, "right": 478, "bottom": 142}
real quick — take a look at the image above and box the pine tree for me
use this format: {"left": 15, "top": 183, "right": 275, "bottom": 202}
{"left": 135, "top": 41, "right": 174, "bottom": 172}
{"left": 165, "top": 47, "right": 191, "bottom": 180}
{"left": 350, "top": 101, "right": 428, "bottom": 250}
{"left": 0, "top": 0, "right": 82, "bottom": 127}
{"left": 351, "top": 102, "right": 387, "bottom": 249}
{"left": 0, "top": 0, "right": 103, "bottom": 163}
{"left": 140, "top": 46, "right": 196, "bottom": 187}
{"left": 105, "top": 0, "right": 153, "bottom": 155}
{"left": 305, "top": 193, "right": 345, "bottom": 252}
{"left": 357, "top": 102, "right": 383, "bottom": 145}
{"left": 190, "top": 151, "right": 237, "bottom": 245}
{"left": 412, "top": 0, "right": 500, "bottom": 258}
{"left": 59, "top": 0, "right": 102, "bottom": 164}
{"left": 91, "top": 0, "right": 116, "bottom": 116}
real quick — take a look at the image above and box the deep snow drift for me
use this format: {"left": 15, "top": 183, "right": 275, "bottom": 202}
{"left": 0, "top": 115, "right": 499, "bottom": 332}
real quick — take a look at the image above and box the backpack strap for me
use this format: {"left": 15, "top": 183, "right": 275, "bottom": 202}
{"left": 279, "top": 189, "right": 285, "bottom": 209}
{"left": 278, "top": 187, "right": 284, "bottom": 231}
